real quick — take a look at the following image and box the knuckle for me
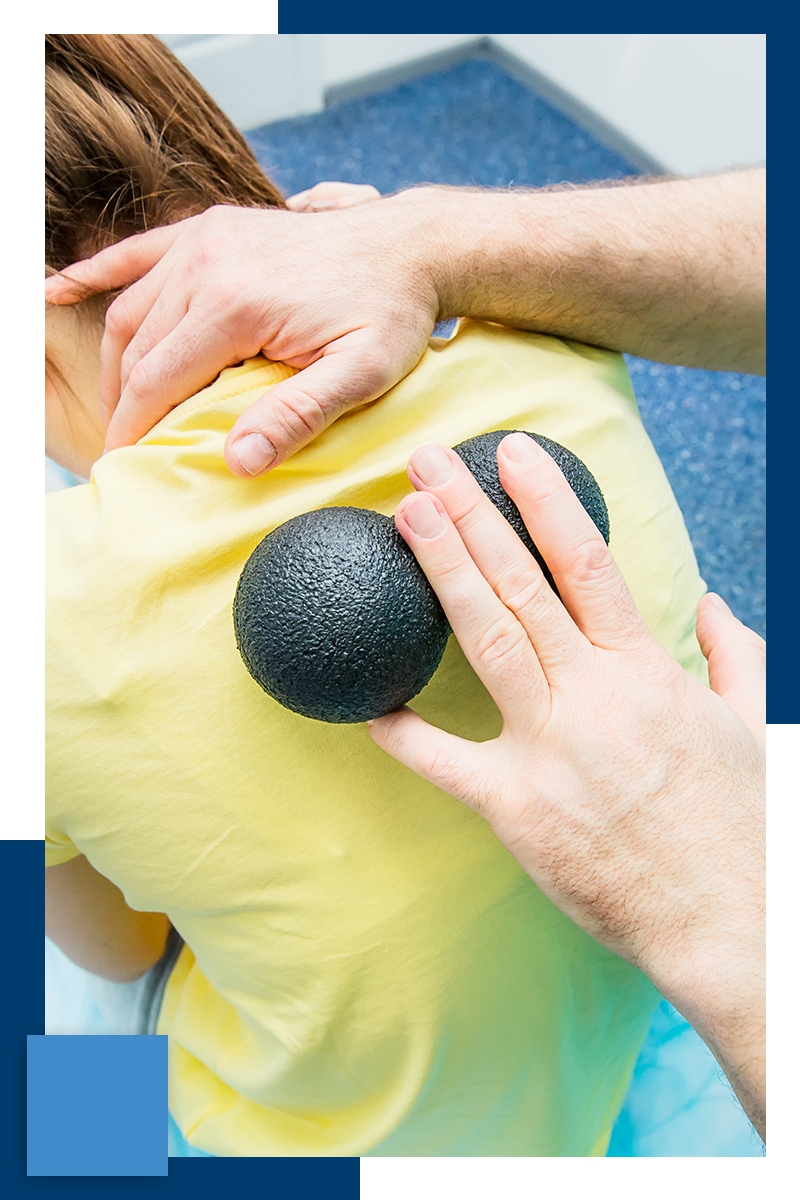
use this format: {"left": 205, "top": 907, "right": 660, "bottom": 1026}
{"left": 191, "top": 235, "right": 227, "bottom": 275}
{"left": 344, "top": 346, "right": 392, "bottom": 398}
{"left": 426, "top": 741, "right": 487, "bottom": 812}
{"left": 199, "top": 204, "right": 235, "bottom": 234}
{"left": 271, "top": 389, "right": 330, "bottom": 442}
{"left": 565, "top": 536, "right": 639, "bottom": 636}
{"left": 119, "top": 344, "right": 138, "bottom": 379}
{"left": 569, "top": 536, "right": 617, "bottom": 586}
{"left": 475, "top": 612, "right": 529, "bottom": 672}
{"left": 207, "top": 282, "right": 242, "bottom": 315}
{"left": 495, "top": 565, "right": 550, "bottom": 617}
{"left": 525, "top": 474, "right": 565, "bottom": 510}
{"left": 634, "top": 649, "right": 687, "bottom": 710}
{"left": 449, "top": 487, "right": 490, "bottom": 534}
{"left": 436, "top": 560, "right": 470, "bottom": 593}
{"left": 426, "top": 740, "right": 456, "bottom": 787}
{"left": 105, "top": 296, "right": 134, "bottom": 339}
{"left": 203, "top": 304, "right": 250, "bottom": 359}
{"left": 124, "top": 358, "right": 156, "bottom": 407}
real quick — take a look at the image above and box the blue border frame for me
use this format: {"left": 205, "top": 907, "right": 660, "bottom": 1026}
{"left": 11, "top": 842, "right": 359, "bottom": 1193}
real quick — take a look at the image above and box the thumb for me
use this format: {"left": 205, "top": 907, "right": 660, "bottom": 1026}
{"left": 368, "top": 707, "right": 495, "bottom": 818}
{"left": 224, "top": 330, "right": 409, "bottom": 476}
{"left": 696, "top": 593, "right": 766, "bottom": 740}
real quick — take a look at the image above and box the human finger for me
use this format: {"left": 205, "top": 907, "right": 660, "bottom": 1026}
{"left": 368, "top": 707, "right": 496, "bottom": 817}
{"left": 224, "top": 329, "right": 414, "bottom": 476}
{"left": 407, "top": 445, "right": 589, "bottom": 678}
{"left": 393, "top": 490, "right": 549, "bottom": 733}
{"left": 43, "top": 222, "right": 186, "bottom": 303}
{"left": 98, "top": 268, "right": 181, "bottom": 426}
{"left": 497, "top": 433, "right": 652, "bottom": 652}
{"left": 696, "top": 593, "right": 766, "bottom": 742}
{"left": 103, "top": 309, "right": 250, "bottom": 451}
{"left": 286, "top": 182, "right": 380, "bottom": 212}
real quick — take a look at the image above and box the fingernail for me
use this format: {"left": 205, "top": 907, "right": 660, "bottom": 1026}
{"left": 233, "top": 433, "right": 277, "bottom": 476}
{"left": 411, "top": 445, "right": 453, "bottom": 487}
{"left": 404, "top": 494, "right": 445, "bottom": 538}
{"left": 501, "top": 432, "right": 545, "bottom": 463}
{"left": 705, "top": 592, "right": 732, "bottom": 614}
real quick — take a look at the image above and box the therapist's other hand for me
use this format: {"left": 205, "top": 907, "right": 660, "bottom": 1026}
{"left": 370, "top": 433, "right": 765, "bottom": 1133}
{"left": 285, "top": 181, "right": 381, "bottom": 212}
{"left": 43, "top": 197, "right": 437, "bottom": 474}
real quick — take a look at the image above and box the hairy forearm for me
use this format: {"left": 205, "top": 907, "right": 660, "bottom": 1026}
{"left": 642, "top": 872, "right": 766, "bottom": 1143}
{"left": 657, "top": 964, "right": 766, "bottom": 1141}
{"left": 396, "top": 170, "right": 765, "bottom": 375}
{"left": 700, "top": 1016, "right": 765, "bottom": 1143}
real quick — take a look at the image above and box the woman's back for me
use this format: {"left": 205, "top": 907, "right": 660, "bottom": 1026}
{"left": 46, "top": 321, "right": 707, "bottom": 1155}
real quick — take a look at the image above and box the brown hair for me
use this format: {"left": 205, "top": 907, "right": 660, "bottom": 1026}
{"left": 46, "top": 34, "right": 286, "bottom": 276}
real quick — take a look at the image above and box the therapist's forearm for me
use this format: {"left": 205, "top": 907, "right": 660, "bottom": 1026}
{"left": 648, "top": 932, "right": 765, "bottom": 1140}
{"left": 399, "top": 169, "right": 765, "bottom": 375}
{"left": 686, "top": 998, "right": 765, "bottom": 1142}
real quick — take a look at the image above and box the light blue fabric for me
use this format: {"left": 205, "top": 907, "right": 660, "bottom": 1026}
{"left": 45, "top": 456, "right": 82, "bottom": 493}
{"left": 164, "top": 997, "right": 762, "bottom": 1157}
{"left": 166, "top": 1003, "right": 764, "bottom": 1158}
{"left": 44, "top": 937, "right": 113, "bottom": 1035}
{"left": 44, "top": 940, "right": 213, "bottom": 1157}
{"left": 168, "top": 1113, "right": 215, "bottom": 1157}
{"left": 608, "top": 1000, "right": 765, "bottom": 1156}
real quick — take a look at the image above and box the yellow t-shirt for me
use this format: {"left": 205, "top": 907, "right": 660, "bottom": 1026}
{"left": 46, "top": 321, "right": 707, "bottom": 1157}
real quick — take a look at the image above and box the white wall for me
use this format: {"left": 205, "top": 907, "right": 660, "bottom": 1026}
{"left": 320, "top": 33, "right": 474, "bottom": 89}
{"left": 160, "top": 34, "right": 322, "bottom": 127}
{"left": 161, "top": 33, "right": 765, "bottom": 177}
{"left": 492, "top": 34, "right": 765, "bottom": 176}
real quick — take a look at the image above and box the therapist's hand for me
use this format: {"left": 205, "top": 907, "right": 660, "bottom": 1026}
{"left": 43, "top": 194, "right": 438, "bottom": 475}
{"left": 285, "top": 181, "right": 381, "bottom": 212}
{"left": 370, "top": 433, "right": 765, "bottom": 1137}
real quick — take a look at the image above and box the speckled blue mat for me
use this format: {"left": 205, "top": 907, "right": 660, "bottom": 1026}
{"left": 248, "top": 57, "right": 765, "bottom": 641}
{"left": 247, "top": 56, "right": 765, "bottom": 1158}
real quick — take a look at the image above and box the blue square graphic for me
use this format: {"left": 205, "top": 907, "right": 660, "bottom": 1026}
{"left": 27, "top": 1034, "right": 167, "bottom": 1176}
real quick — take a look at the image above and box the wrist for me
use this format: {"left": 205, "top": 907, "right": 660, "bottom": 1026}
{"left": 386, "top": 174, "right": 765, "bottom": 374}
{"left": 386, "top": 186, "right": 468, "bottom": 321}
{"left": 645, "top": 925, "right": 765, "bottom": 1135}
{"left": 387, "top": 185, "right": 591, "bottom": 329}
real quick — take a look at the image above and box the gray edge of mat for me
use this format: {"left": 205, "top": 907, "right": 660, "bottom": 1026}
{"left": 324, "top": 36, "right": 667, "bottom": 178}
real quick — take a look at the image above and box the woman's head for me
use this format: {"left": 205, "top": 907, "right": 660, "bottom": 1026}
{"left": 46, "top": 34, "right": 285, "bottom": 274}
{"left": 46, "top": 34, "right": 286, "bottom": 474}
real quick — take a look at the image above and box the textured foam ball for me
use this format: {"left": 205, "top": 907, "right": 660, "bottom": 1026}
{"left": 233, "top": 506, "right": 451, "bottom": 723}
{"left": 452, "top": 430, "right": 610, "bottom": 588}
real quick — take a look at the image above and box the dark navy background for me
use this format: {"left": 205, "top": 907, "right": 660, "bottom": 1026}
{"left": 8, "top": 846, "right": 358, "bottom": 1196}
